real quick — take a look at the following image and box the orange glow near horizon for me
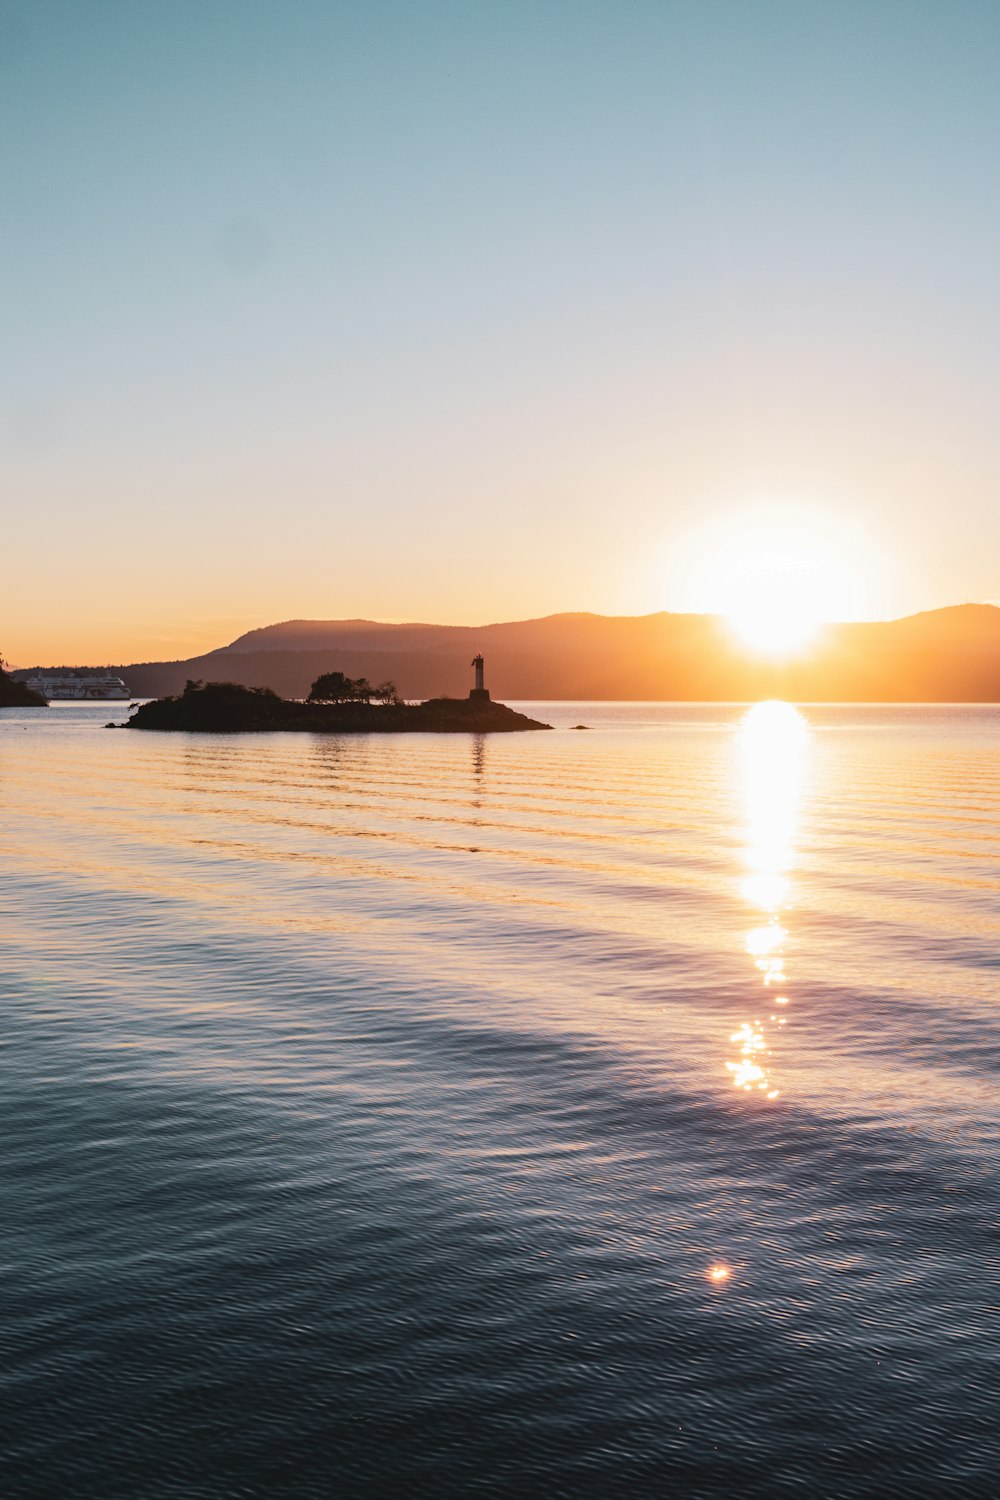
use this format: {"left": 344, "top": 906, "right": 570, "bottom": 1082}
{"left": 670, "top": 503, "right": 882, "bottom": 660}
{"left": 0, "top": 616, "right": 267, "bottom": 672}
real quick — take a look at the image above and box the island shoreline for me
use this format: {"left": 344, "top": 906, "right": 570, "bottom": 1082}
{"left": 118, "top": 681, "right": 552, "bottom": 734}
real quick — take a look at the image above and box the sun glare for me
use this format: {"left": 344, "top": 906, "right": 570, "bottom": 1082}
{"left": 724, "top": 553, "right": 827, "bottom": 657}
{"left": 667, "top": 504, "right": 879, "bottom": 661}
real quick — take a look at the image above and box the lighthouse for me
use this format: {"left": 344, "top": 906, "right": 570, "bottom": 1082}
{"left": 470, "top": 654, "right": 489, "bottom": 702}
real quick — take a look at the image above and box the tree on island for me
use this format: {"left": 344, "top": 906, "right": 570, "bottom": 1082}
{"left": 183, "top": 677, "right": 279, "bottom": 699}
{"left": 308, "top": 672, "right": 398, "bottom": 705}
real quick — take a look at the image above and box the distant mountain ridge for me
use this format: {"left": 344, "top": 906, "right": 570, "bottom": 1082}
{"left": 218, "top": 611, "right": 714, "bottom": 657}
{"left": 15, "top": 604, "right": 1000, "bottom": 702}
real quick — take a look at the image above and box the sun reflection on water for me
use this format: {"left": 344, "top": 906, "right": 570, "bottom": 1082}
{"left": 727, "top": 701, "right": 809, "bottom": 1101}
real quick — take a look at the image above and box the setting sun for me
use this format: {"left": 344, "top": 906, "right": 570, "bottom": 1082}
{"left": 724, "top": 552, "right": 828, "bottom": 657}
{"left": 668, "top": 504, "right": 883, "bottom": 660}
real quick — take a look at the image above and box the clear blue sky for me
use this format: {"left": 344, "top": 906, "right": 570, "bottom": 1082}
{"left": 3, "top": 0, "right": 999, "bottom": 662}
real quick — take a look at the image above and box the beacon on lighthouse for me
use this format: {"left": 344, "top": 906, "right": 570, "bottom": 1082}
{"left": 470, "top": 654, "right": 489, "bottom": 701}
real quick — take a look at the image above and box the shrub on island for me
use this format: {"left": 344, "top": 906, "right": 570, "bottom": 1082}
{"left": 307, "top": 672, "right": 399, "bottom": 705}
{"left": 130, "top": 679, "right": 288, "bottom": 731}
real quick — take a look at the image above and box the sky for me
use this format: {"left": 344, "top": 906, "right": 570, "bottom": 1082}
{"left": 3, "top": 0, "right": 999, "bottom": 664}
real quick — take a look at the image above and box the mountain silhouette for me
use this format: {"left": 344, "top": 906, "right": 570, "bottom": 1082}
{"left": 16, "top": 604, "right": 1000, "bottom": 702}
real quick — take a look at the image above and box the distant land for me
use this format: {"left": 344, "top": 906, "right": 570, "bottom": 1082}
{"left": 12, "top": 604, "right": 1000, "bottom": 702}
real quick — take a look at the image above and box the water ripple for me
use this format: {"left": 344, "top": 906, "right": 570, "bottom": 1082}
{"left": 1, "top": 702, "right": 998, "bottom": 1497}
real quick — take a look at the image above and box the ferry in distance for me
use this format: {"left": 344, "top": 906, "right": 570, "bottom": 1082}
{"left": 23, "top": 672, "right": 131, "bottom": 701}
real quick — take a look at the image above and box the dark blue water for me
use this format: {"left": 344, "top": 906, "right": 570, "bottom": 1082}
{"left": 2, "top": 702, "right": 998, "bottom": 1496}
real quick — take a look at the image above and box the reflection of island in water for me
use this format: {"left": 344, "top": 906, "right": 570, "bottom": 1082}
{"left": 470, "top": 733, "right": 487, "bottom": 802}
{"left": 727, "top": 701, "right": 809, "bottom": 1100}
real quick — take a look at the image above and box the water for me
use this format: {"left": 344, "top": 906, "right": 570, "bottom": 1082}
{"left": 2, "top": 701, "right": 998, "bottom": 1498}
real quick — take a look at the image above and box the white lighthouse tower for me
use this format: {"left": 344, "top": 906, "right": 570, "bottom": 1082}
{"left": 470, "top": 654, "right": 489, "bottom": 701}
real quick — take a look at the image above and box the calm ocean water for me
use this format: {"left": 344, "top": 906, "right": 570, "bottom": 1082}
{"left": 1, "top": 700, "right": 998, "bottom": 1498}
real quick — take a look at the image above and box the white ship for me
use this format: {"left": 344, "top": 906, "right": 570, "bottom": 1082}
{"left": 23, "top": 672, "right": 131, "bottom": 701}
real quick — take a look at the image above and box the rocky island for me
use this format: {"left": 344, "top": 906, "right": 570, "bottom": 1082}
{"left": 122, "top": 665, "right": 550, "bottom": 735}
{"left": 0, "top": 658, "right": 47, "bottom": 707}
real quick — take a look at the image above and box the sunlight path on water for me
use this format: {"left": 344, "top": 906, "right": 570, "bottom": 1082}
{"left": 728, "top": 701, "right": 809, "bottom": 1101}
